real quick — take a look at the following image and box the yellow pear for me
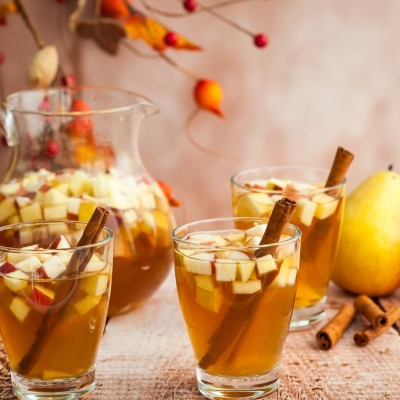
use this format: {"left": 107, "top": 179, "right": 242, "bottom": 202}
{"left": 332, "top": 170, "right": 400, "bottom": 296}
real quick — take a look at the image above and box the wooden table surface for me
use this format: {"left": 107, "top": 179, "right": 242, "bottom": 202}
{"left": 0, "top": 272, "right": 399, "bottom": 400}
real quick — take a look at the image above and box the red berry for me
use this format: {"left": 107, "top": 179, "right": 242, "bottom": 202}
{"left": 183, "top": 0, "right": 197, "bottom": 12}
{"left": 254, "top": 34, "right": 269, "bottom": 48}
{"left": 61, "top": 73, "right": 77, "bottom": 87}
{"left": 0, "top": 51, "right": 5, "bottom": 64}
{"left": 45, "top": 141, "right": 58, "bottom": 158}
{"left": 164, "top": 31, "right": 179, "bottom": 47}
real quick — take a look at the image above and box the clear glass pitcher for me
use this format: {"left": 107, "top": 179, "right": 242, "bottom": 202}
{"left": 0, "top": 87, "right": 175, "bottom": 316}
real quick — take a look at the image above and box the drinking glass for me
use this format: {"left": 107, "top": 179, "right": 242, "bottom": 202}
{"left": 231, "top": 166, "right": 346, "bottom": 330}
{"left": 0, "top": 220, "right": 113, "bottom": 399}
{"left": 172, "top": 217, "right": 301, "bottom": 399}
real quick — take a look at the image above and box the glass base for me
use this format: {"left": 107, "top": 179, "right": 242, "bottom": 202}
{"left": 11, "top": 368, "right": 95, "bottom": 400}
{"left": 289, "top": 296, "right": 326, "bottom": 331}
{"left": 196, "top": 365, "right": 280, "bottom": 399}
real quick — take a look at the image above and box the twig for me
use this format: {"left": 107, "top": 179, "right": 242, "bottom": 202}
{"left": 185, "top": 108, "right": 244, "bottom": 162}
{"left": 14, "top": 0, "right": 45, "bottom": 48}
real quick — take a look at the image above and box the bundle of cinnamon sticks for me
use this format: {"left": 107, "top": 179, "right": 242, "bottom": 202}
{"left": 316, "top": 295, "right": 400, "bottom": 350}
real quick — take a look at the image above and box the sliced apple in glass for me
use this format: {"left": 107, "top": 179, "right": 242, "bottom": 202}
{"left": 237, "top": 260, "right": 256, "bottom": 283}
{"left": 236, "top": 192, "right": 273, "bottom": 217}
{"left": 269, "top": 259, "right": 290, "bottom": 289}
{"left": 0, "top": 197, "right": 18, "bottom": 223}
{"left": 15, "top": 255, "right": 41, "bottom": 273}
{"left": 20, "top": 202, "right": 43, "bottom": 223}
{"left": 296, "top": 197, "right": 317, "bottom": 227}
{"left": 195, "top": 286, "right": 223, "bottom": 313}
{"left": 214, "top": 259, "right": 237, "bottom": 281}
{"left": 26, "top": 285, "right": 55, "bottom": 312}
{"left": 232, "top": 280, "right": 261, "bottom": 294}
{"left": 256, "top": 254, "right": 277, "bottom": 275}
{"left": 73, "top": 294, "right": 102, "bottom": 315}
{"left": 221, "top": 231, "right": 245, "bottom": 243}
{"left": 9, "top": 296, "right": 31, "bottom": 322}
{"left": 286, "top": 268, "right": 297, "bottom": 286}
{"left": 43, "top": 204, "right": 68, "bottom": 220}
{"left": 37, "top": 255, "right": 66, "bottom": 279}
{"left": 312, "top": 193, "right": 338, "bottom": 220}
{"left": 0, "top": 261, "right": 17, "bottom": 274}
{"left": 4, "top": 270, "right": 29, "bottom": 293}
{"left": 195, "top": 275, "right": 216, "bottom": 292}
{"left": 184, "top": 252, "right": 214, "bottom": 275}
{"left": 245, "top": 224, "right": 268, "bottom": 237}
{"left": 81, "top": 274, "right": 109, "bottom": 297}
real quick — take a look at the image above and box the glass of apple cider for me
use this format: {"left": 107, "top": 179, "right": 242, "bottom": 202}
{"left": 0, "top": 220, "right": 113, "bottom": 399}
{"left": 231, "top": 166, "right": 346, "bottom": 330}
{"left": 172, "top": 217, "right": 301, "bottom": 399}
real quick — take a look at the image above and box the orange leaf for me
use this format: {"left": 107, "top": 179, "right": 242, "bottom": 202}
{"left": 123, "top": 11, "right": 201, "bottom": 52}
{"left": 157, "top": 180, "right": 180, "bottom": 207}
{"left": 0, "top": 0, "right": 17, "bottom": 20}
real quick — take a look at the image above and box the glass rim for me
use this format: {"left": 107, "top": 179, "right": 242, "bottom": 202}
{"left": 172, "top": 216, "right": 301, "bottom": 251}
{"left": 230, "top": 165, "right": 346, "bottom": 192}
{"left": 4, "top": 86, "right": 159, "bottom": 117}
{"left": 0, "top": 220, "right": 114, "bottom": 254}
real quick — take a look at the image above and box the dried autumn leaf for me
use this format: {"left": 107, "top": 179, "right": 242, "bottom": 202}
{"left": 0, "top": 0, "right": 17, "bottom": 23}
{"left": 194, "top": 80, "right": 225, "bottom": 117}
{"left": 26, "top": 45, "right": 59, "bottom": 89}
{"left": 124, "top": 12, "right": 201, "bottom": 52}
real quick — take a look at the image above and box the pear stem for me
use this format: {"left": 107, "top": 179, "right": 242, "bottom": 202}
{"left": 388, "top": 165, "right": 393, "bottom": 171}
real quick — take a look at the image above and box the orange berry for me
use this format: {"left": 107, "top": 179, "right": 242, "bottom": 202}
{"left": 194, "top": 80, "right": 225, "bottom": 118}
{"left": 71, "top": 99, "right": 91, "bottom": 112}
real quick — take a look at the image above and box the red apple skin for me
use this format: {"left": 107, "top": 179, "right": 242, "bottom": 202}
{"left": 0, "top": 262, "right": 17, "bottom": 274}
{"left": 39, "top": 184, "right": 52, "bottom": 193}
{"left": 26, "top": 287, "right": 54, "bottom": 312}
{"left": 48, "top": 235, "right": 71, "bottom": 250}
{"left": 35, "top": 266, "right": 50, "bottom": 279}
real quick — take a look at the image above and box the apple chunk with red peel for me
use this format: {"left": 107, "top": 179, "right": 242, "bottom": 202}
{"left": 184, "top": 252, "right": 214, "bottom": 275}
{"left": 4, "top": 270, "right": 29, "bottom": 293}
{"left": 15, "top": 255, "right": 41, "bottom": 273}
{"left": 48, "top": 234, "right": 71, "bottom": 250}
{"left": 26, "top": 285, "right": 55, "bottom": 312}
{"left": 0, "top": 262, "right": 17, "bottom": 274}
{"left": 9, "top": 296, "right": 31, "bottom": 322}
{"left": 37, "top": 255, "right": 66, "bottom": 279}
{"left": 232, "top": 280, "right": 261, "bottom": 294}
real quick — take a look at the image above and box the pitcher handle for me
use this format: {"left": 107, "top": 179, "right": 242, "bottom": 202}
{"left": 0, "top": 109, "right": 19, "bottom": 184}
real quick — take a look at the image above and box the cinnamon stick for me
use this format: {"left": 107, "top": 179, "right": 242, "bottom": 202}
{"left": 325, "top": 147, "right": 354, "bottom": 189}
{"left": 354, "top": 295, "right": 388, "bottom": 328}
{"left": 316, "top": 304, "right": 356, "bottom": 350}
{"left": 18, "top": 207, "right": 109, "bottom": 374}
{"left": 354, "top": 306, "right": 400, "bottom": 347}
{"left": 198, "top": 198, "right": 296, "bottom": 370}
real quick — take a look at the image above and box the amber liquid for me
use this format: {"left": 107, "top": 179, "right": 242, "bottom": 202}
{"left": 232, "top": 188, "right": 344, "bottom": 309}
{"left": 174, "top": 251, "right": 297, "bottom": 376}
{"left": 0, "top": 272, "right": 110, "bottom": 379}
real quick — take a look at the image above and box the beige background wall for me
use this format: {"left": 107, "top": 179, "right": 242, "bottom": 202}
{"left": 1, "top": 0, "right": 399, "bottom": 223}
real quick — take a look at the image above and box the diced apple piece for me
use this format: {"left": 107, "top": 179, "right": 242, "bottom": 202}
{"left": 26, "top": 285, "right": 55, "bottom": 312}
{"left": 84, "top": 260, "right": 108, "bottom": 273}
{"left": 123, "top": 209, "right": 138, "bottom": 225}
{"left": 38, "top": 255, "right": 66, "bottom": 279}
{"left": 56, "top": 252, "right": 72, "bottom": 265}
{"left": 256, "top": 254, "right": 277, "bottom": 275}
{"left": 213, "top": 235, "right": 231, "bottom": 246}
{"left": 266, "top": 178, "right": 286, "bottom": 190}
{"left": 15, "top": 196, "right": 32, "bottom": 209}
{"left": 108, "top": 192, "right": 132, "bottom": 210}
{"left": 15, "top": 256, "right": 41, "bottom": 273}
{"left": 221, "top": 231, "right": 245, "bottom": 243}
{"left": 312, "top": 193, "right": 338, "bottom": 220}
{"left": 78, "top": 200, "right": 97, "bottom": 222}
{"left": 0, "top": 262, "right": 17, "bottom": 274}
{"left": 49, "top": 234, "right": 71, "bottom": 249}
{"left": 138, "top": 211, "right": 155, "bottom": 234}
{"left": 184, "top": 252, "right": 214, "bottom": 275}
{"left": 269, "top": 259, "right": 290, "bottom": 289}
{"left": 296, "top": 198, "right": 317, "bottom": 227}
{"left": 4, "top": 270, "right": 29, "bottom": 292}
{"left": 81, "top": 274, "right": 109, "bottom": 297}
{"left": 195, "top": 287, "right": 223, "bottom": 313}
{"left": 215, "top": 260, "right": 237, "bottom": 281}
{"left": 245, "top": 224, "right": 268, "bottom": 237}
{"left": 43, "top": 204, "right": 68, "bottom": 220}
{"left": 232, "top": 280, "right": 261, "bottom": 294}
{"left": 0, "top": 197, "right": 18, "bottom": 223}
{"left": 69, "top": 170, "right": 89, "bottom": 197}
{"left": 188, "top": 233, "right": 216, "bottom": 242}
{"left": 42, "top": 188, "right": 68, "bottom": 205}
{"left": 8, "top": 214, "right": 22, "bottom": 225}
{"left": 227, "top": 250, "right": 250, "bottom": 260}
{"left": 6, "top": 245, "right": 38, "bottom": 264}
{"left": 286, "top": 268, "right": 297, "bottom": 286}
{"left": 139, "top": 192, "right": 156, "bottom": 209}
{"left": 1, "top": 182, "right": 21, "bottom": 195}
{"left": 67, "top": 197, "right": 81, "bottom": 217}
{"left": 244, "top": 235, "right": 262, "bottom": 249}
{"left": 20, "top": 202, "right": 43, "bottom": 222}
{"left": 237, "top": 260, "right": 256, "bottom": 283}
{"left": 73, "top": 294, "right": 102, "bottom": 315}
{"left": 236, "top": 193, "right": 273, "bottom": 217}
{"left": 9, "top": 296, "right": 31, "bottom": 322}
{"left": 195, "top": 275, "right": 216, "bottom": 292}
